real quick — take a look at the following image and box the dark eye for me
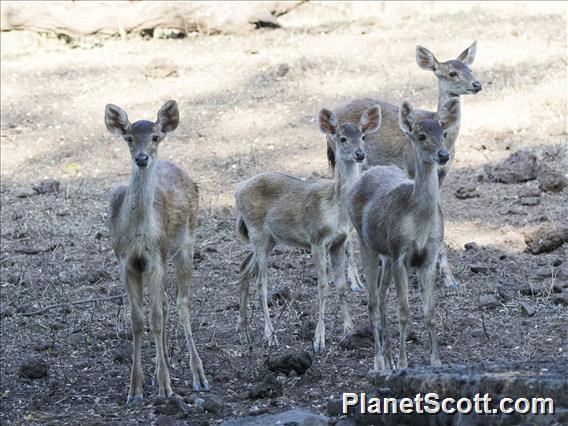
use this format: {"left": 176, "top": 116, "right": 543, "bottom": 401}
{"left": 340, "top": 137, "right": 347, "bottom": 143}
{"left": 152, "top": 135, "right": 159, "bottom": 142}
{"left": 124, "top": 136, "right": 133, "bottom": 143}
{"left": 418, "top": 134, "right": 426, "bottom": 141}
{"left": 443, "top": 132, "right": 448, "bottom": 139}
{"left": 362, "top": 135, "right": 366, "bottom": 141}
{"left": 449, "top": 71, "right": 458, "bottom": 78}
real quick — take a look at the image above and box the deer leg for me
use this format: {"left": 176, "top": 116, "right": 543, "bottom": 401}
{"left": 437, "top": 204, "right": 459, "bottom": 289}
{"left": 329, "top": 239, "right": 353, "bottom": 339}
{"left": 174, "top": 244, "right": 209, "bottom": 392}
{"left": 313, "top": 244, "right": 329, "bottom": 353}
{"left": 378, "top": 256, "right": 394, "bottom": 369}
{"left": 237, "top": 252, "right": 256, "bottom": 345}
{"left": 392, "top": 259, "right": 410, "bottom": 369}
{"left": 162, "top": 273, "right": 170, "bottom": 369}
{"left": 125, "top": 268, "right": 144, "bottom": 404}
{"left": 418, "top": 258, "right": 441, "bottom": 366}
{"left": 255, "top": 240, "right": 277, "bottom": 347}
{"left": 147, "top": 262, "right": 173, "bottom": 398}
{"left": 359, "top": 242, "right": 387, "bottom": 371}
{"left": 346, "top": 235, "right": 365, "bottom": 293}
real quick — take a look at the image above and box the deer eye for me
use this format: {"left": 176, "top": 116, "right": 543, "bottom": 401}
{"left": 418, "top": 134, "right": 426, "bottom": 141}
{"left": 152, "top": 135, "right": 159, "bottom": 142}
{"left": 362, "top": 135, "right": 366, "bottom": 141}
{"left": 443, "top": 132, "right": 448, "bottom": 139}
{"left": 449, "top": 71, "right": 458, "bottom": 78}
{"left": 340, "top": 137, "right": 347, "bottom": 143}
{"left": 124, "top": 136, "right": 133, "bottom": 143}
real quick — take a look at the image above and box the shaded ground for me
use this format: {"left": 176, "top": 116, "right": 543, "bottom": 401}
{"left": 1, "top": 4, "right": 567, "bottom": 425}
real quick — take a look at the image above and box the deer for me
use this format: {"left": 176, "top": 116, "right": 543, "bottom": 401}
{"left": 105, "top": 100, "right": 208, "bottom": 404}
{"left": 330, "top": 41, "right": 481, "bottom": 290}
{"left": 349, "top": 98, "right": 460, "bottom": 371}
{"left": 235, "top": 105, "right": 381, "bottom": 353}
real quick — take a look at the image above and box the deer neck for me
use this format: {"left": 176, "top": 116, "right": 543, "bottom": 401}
{"left": 411, "top": 154, "right": 439, "bottom": 218}
{"left": 437, "top": 83, "right": 461, "bottom": 140}
{"left": 333, "top": 159, "right": 360, "bottom": 205}
{"left": 124, "top": 162, "right": 157, "bottom": 229}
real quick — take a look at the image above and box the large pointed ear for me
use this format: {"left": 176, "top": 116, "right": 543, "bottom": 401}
{"left": 438, "top": 98, "right": 460, "bottom": 130}
{"left": 318, "top": 108, "right": 337, "bottom": 135}
{"left": 157, "top": 100, "right": 179, "bottom": 133}
{"left": 398, "top": 101, "right": 416, "bottom": 135}
{"left": 416, "top": 45, "right": 438, "bottom": 71}
{"left": 105, "top": 104, "right": 130, "bottom": 135}
{"left": 457, "top": 40, "right": 477, "bottom": 65}
{"left": 359, "top": 105, "right": 381, "bottom": 135}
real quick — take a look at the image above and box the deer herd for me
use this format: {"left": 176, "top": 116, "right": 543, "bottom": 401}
{"left": 104, "top": 42, "right": 482, "bottom": 403}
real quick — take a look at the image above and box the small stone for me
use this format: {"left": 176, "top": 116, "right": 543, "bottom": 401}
{"left": 16, "top": 187, "right": 36, "bottom": 198}
{"left": 34, "top": 340, "right": 55, "bottom": 352}
{"left": 470, "top": 263, "right": 491, "bottom": 274}
{"left": 339, "top": 324, "right": 373, "bottom": 349}
{"left": 520, "top": 196, "right": 540, "bottom": 206}
{"left": 203, "top": 394, "right": 224, "bottom": 415}
{"left": 525, "top": 224, "right": 568, "bottom": 254}
{"left": 519, "top": 302, "right": 536, "bottom": 317}
{"left": 276, "top": 63, "right": 290, "bottom": 77}
{"left": 269, "top": 351, "right": 312, "bottom": 376}
{"left": 479, "top": 294, "right": 500, "bottom": 309}
{"left": 552, "top": 281, "right": 568, "bottom": 293}
{"left": 496, "top": 283, "right": 516, "bottom": 302}
{"left": 268, "top": 287, "right": 291, "bottom": 307}
{"left": 471, "top": 329, "right": 486, "bottom": 338}
{"left": 19, "top": 358, "right": 48, "bottom": 379}
{"left": 455, "top": 183, "right": 480, "bottom": 199}
{"left": 552, "top": 290, "right": 568, "bottom": 306}
{"left": 247, "top": 374, "right": 283, "bottom": 399}
{"left": 537, "top": 166, "right": 568, "bottom": 193}
{"left": 32, "top": 178, "right": 60, "bottom": 194}
{"left": 464, "top": 242, "right": 480, "bottom": 251}
{"left": 518, "top": 186, "right": 541, "bottom": 198}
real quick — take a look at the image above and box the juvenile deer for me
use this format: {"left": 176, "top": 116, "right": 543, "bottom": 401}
{"left": 349, "top": 98, "right": 460, "bottom": 370}
{"left": 236, "top": 105, "right": 381, "bottom": 352}
{"left": 332, "top": 41, "right": 481, "bottom": 289}
{"left": 105, "top": 101, "right": 208, "bottom": 404}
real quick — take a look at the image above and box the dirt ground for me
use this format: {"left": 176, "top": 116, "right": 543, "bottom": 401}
{"left": 1, "top": 3, "right": 567, "bottom": 425}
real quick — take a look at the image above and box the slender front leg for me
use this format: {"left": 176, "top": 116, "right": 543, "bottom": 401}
{"left": 329, "top": 239, "right": 353, "bottom": 339}
{"left": 174, "top": 245, "right": 209, "bottom": 391}
{"left": 378, "top": 256, "right": 394, "bottom": 369}
{"left": 359, "top": 243, "right": 385, "bottom": 371}
{"left": 437, "top": 204, "right": 458, "bottom": 289}
{"left": 346, "top": 235, "right": 365, "bottom": 292}
{"left": 312, "top": 244, "right": 329, "bottom": 353}
{"left": 237, "top": 252, "right": 255, "bottom": 345}
{"left": 418, "top": 258, "right": 441, "bottom": 366}
{"left": 162, "top": 273, "right": 170, "bottom": 369}
{"left": 125, "top": 267, "right": 144, "bottom": 404}
{"left": 147, "top": 262, "right": 173, "bottom": 398}
{"left": 255, "top": 242, "right": 277, "bottom": 347}
{"left": 392, "top": 259, "right": 410, "bottom": 369}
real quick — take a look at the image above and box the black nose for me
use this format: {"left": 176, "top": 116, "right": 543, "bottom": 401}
{"left": 135, "top": 153, "right": 149, "bottom": 166}
{"left": 354, "top": 149, "right": 365, "bottom": 162}
{"left": 438, "top": 149, "right": 450, "bottom": 164}
{"left": 472, "top": 81, "right": 482, "bottom": 91}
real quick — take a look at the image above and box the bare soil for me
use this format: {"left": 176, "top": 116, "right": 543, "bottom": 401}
{"left": 1, "top": 4, "right": 567, "bottom": 425}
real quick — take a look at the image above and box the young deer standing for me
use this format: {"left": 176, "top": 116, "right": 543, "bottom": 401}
{"left": 349, "top": 99, "right": 460, "bottom": 370}
{"left": 332, "top": 41, "right": 481, "bottom": 289}
{"left": 236, "top": 105, "right": 381, "bottom": 352}
{"left": 105, "top": 101, "right": 208, "bottom": 404}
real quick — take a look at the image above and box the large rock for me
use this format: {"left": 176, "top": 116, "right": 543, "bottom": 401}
{"left": 525, "top": 224, "right": 568, "bottom": 254}
{"left": 222, "top": 409, "right": 330, "bottom": 426}
{"left": 537, "top": 166, "right": 568, "bottom": 193}
{"left": 485, "top": 151, "right": 538, "bottom": 184}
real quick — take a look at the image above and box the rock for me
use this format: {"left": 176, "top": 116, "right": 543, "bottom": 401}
{"left": 552, "top": 281, "right": 568, "bottom": 293}
{"left": 246, "top": 374, "right": 283, "bottom": 399}
{"left": 464, "top": 241, "right": 480, "bottom": 251}
{"left": 519, "top": 301, "right": 536, "bottom": 317}
{"left": 525, "top": 224, "right": 568, "bottom": 254}
{"left": 455, "top": 183, "right": 480, "bottom": 199}
{"left": 520, "top": 196, "right": 540, "bottom": 206}
{"left": 16, "top": 187, "right": 37, "bottom": 198}
{"left": 470, "top": 263, "right": 495, "bottom": 274}
{"left": 268, "top": 287, "right": 291, "bottom": 307}
{"left": 276, "top": 63, "right": 290, "bottom": 77}
{"left": 485, "top": 151, "right": 538, "bottom": 183}
{"left": 19, "top": 358, "right": 48, "bottom": 379}
{"left": 85, "top": 269, "right": 109, "bottom": 285}
{"left": 203, "top": 394, "right": 224, "bottom": 415}
{"left": 33, "top": 178, "right": 60, "bottom": 194}
{"left": 518, "top": 186, "right": 541, "bottom": 198}
{"left": 268, "top": 351, "right": 312, "bottom": 376}
{"left": 496, "top": 283, "right": 516, "bottom": 302}
{"left": 339, "top": 323, "right": 373, "bottom": 349}
{"left": 471, "top": 329, "right": 486, "bottom": 339}
{"left": 222, "top": 409, "right": 329, "bottom": 426}
{"left": 34, "top": 340, "right": 54, "bottom": 352}
{"left": 538, "top": 165, "right": 568, "bottom": 193}
{"left": 552, "top": 290, "right": 568, "bottom": 306}
{"left": 479, "top": 294, "right": 500, "bottom": 309}
{"left": 154, "top": 396, "right": 192, "bottom": 415}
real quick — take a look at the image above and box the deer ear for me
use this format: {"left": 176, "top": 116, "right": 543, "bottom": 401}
{"left": 416, "top": 45, "right": 438, "bottom": 71}
{"left": 318, "top": 108, "right": 337, "bottom": 135}
{"left": 359, "top": 105, "right": 382, "bottom": 135}
{"left": 457, "top": 40, "right": 477, "bottom": 65}
{"left": 398, "top": 101, "right": 416, "bottom": 135}
{"left": 105, "top": 104, "right": 130, "bottom": 135}
{"left": 438, "top": 98, "right": 460, "bottom": 130}
{"left": 157, "top": 100, "right": 179, "bottom": 133}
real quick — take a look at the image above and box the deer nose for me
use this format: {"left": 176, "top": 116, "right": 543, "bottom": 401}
{"left": 472, "top": 81, "right": 482, "bottom": 91}
{"left": 354, "top": 148, "right": 366, "bottom": 162}
{"left": 437, "top": 149, "right": 450, "bottom": 164}
{"left": 135, "top": 153, "right": 149, "bottom": 167}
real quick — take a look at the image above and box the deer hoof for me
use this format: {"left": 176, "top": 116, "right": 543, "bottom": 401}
{"left": 126, "top": 394, "right": 144, "bottom": 405}
{"left": 193, "top": 378, "right": 209, "bottom": 392}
